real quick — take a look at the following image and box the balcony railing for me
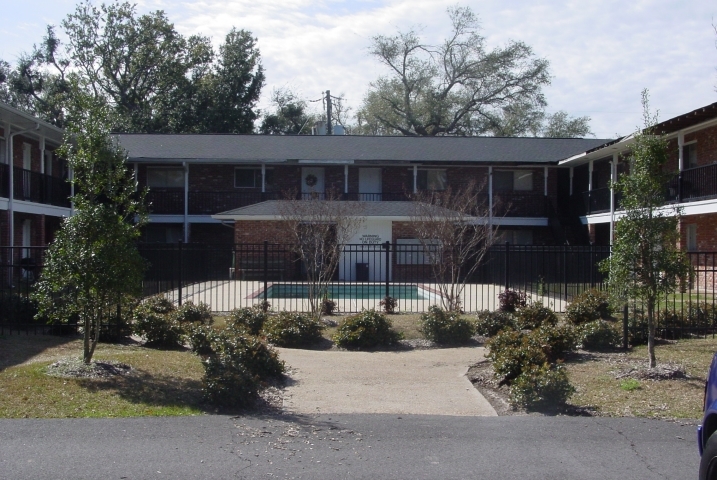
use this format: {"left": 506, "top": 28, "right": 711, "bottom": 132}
{"left": 189, "top": 191, "right": 279, "bottom": 215}
{"left": 492, "top": 192, "right": 547, "bottom": 217}
{"left": 11, "top": 167, "right": 71, "bottom": 208}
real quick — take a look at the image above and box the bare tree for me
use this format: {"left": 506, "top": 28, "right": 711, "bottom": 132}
{"left": 409, "top": 181, "right": 494, "bottom": 311}
{"left": 278, "top": 191, "right": 364, "bottom": 319}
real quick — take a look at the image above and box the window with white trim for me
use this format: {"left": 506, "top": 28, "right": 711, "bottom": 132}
{"left": 683, "top": 143, "right": 697, "bottom": 169}
{"left": 147, "top": 167, "right": 184, "bottom": 188}
{"left": 494, "top": 170, "right": 533, "bottom": 192}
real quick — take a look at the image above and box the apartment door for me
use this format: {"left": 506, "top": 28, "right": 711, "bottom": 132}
{"left": 301, "top": 167, "right": 325, "bottom": 197}
{"left": 359, "top": 168, "right": 381, "bottom": 201}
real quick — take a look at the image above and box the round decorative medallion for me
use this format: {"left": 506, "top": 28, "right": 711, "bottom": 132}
{"left": 305, "top": 174, "right": 318, "bottom": 187}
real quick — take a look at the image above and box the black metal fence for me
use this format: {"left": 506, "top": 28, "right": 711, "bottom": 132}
{"left": 2, "top": 243, "right": 717, "bottom": 340}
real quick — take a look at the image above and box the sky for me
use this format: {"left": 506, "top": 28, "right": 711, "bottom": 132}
{"left": 1, "top": 0, "right": 716, "bottom": 139}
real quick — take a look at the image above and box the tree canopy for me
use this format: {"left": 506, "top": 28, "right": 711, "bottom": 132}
{"left": 259, "top": 88, "right": 316, "bottom": 135}
{"left": 0, "top": 1, "right": 264, "bottom": 133}
{"left": 357, "top": 6, "right": 591, "bottom": 137}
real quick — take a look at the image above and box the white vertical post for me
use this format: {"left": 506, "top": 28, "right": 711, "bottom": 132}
{"left": 610, "top": 154, "right": 617, "bottom": 245}
{"left": 543, "top": 166, "right": 548, "bottom": 196}
{"left": 678, "top": 132, "right": 685, "bottom": 171}
{"left": 588, "top": 160, "right": 594, "bottom": 192}
{"left": 569, "top": 167, "right": 574, "bottom": 196}
{"left": 39, "top": 136, "right": 45, "bottom": 174}
{"left": 183, "top": 162, "right": 188, "bottom": 242}
{"left": 344, "top": 164, "right": 348, "bottom": 194}
{"left": 413, "top": 165, "right": 417, "bottom": 194}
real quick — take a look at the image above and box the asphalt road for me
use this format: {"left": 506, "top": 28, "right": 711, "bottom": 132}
{"left": 0, "top": 414, "right": 699, "bottom": 479}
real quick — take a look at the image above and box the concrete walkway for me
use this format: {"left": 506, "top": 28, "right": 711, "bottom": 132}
{"left": 277, "top": 346, "right": 497, "bottom": 416}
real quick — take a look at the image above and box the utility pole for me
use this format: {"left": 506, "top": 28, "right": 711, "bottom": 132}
{"left": 325, "top": 90, "right": 332, "bottom": 135}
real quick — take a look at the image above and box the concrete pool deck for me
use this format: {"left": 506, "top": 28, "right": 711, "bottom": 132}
{"left": 159, "top": 280, "right": 568, "bottom": 313}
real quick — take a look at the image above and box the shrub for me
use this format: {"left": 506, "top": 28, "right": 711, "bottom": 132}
{"left": 419, "top": 305, "right": 476, "bottom": 344}
{"left": 228, "top": 307, "right": 267, "bottom": 336}
{"left": 333, "top": 310, "right": 402, "bottom": 349}
{"left": 498, "top": 289, "right": 528, "bottom": 312}
{"left": 579, "top": 320, "right": 621, "bottom": 350}
{"left": 487, "top": 329, "right": 547, "bottom": 384}
{"left": 565, "top": 289, "right": 612, "bottom": 325}
{"left": 196, "top": 327, "right": 285, "bottom": 408}
{"left": 514, "top": 303, "right": 558, "bottom": 330}
{"left": 174, "top": 301, "right": 213, "bottom": 325}
{"left": 132, "top": 296, "right": 184, "bottom": 347}
{"left": 530, "top": 324, "right": 578, "bottom": 363}
{"left": 474, "top": 310, "right": 515, "bottom": 337}
{"left": 321, "top": 297, "right": 338, "bottom": 315}
{"left": 627, "top": 309, "right": 649, "bottom": 346}
{"left": 509, "top": 363, "right": 575, "bottom": 409}
{"left": 379, "top": 296, "right": 398, "bottom": 314}
{"left": 262, "top": 311, "right": 325, "bottom": 347}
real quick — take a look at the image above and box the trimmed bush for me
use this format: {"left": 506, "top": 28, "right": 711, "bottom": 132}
{"left": 509, "top": 363, "right": 575, "bottom": 409}
{"left": 531, "top": 324, "right": 578, "bottom": 363}
{"left": 565, "top": 289, "right": 612, "bottom": 325}
{"left": 487, "top": 329, "right": 547, "bottom": 384}
{"left": 262, "top": 311, "right": 325, "bottom": 347}
{"left": 187, "top": 324, "right": 220, "bottom": 355}
{"left": 202, "top": 355, "right": 259, "bottom": 408}
{"left": 419, "top": 305, "right": 476, "bottom": 344}
{"left": 321, "top": 297, "right": 338, "bottom": 315}
{"left": 333, "top": 310, "right": 402, "bottom": 349}
{"left": 627, "top": 309, "right": 649, "bottom": 346}
{"left": 132, "top": 296, "right": 184, "bottom": 347}
{"left": 228, "top": 307, "right": 267, "bottom": 336}
{"left": 514, "top": 303, "right": 558, "bottom": 330}
{"left": 175, "top": 301, "right": 213, "bottom": 325}
{"left": 474, "top": 310, "right": 515, "bottom": 337}
{"left": 379, "top": 296, "right": 398, "bottom": 314}
{"left": 579, "top": 320, "right": 621, "bottom": 350}
{"left": 498, "top": 289, "right": 528, "bottom": 312}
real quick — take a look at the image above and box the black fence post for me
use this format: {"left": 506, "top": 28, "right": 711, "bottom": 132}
{"left": 563, "top": 246, "right": 568, "bottom": 301}
{"left": 623, "top": 303, "right": 629, "bottom": 350}
{"left": 178, "top": 240, "right": 183, "bottom": 306}
{"left": 263, "top": 240, "right": 269, "bottom": 307}
{"left": 384, "top": 241, "right": 390, "bottom": 299}
{"left": 504, "top": 241, "right": 510, "bottom": 290}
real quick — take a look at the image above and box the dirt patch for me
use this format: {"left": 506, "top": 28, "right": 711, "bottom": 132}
{"left": 45, "top": 357, "right": 133, "bottom": 378}
{"left": 612, "top": 363, "right": 691, "bottom": 381}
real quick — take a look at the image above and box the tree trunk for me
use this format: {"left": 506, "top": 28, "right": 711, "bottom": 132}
{"left": 83, "top": 313, "right": 92, "bottom": 364}
{"left": 647, "top": 298, "right": 656, "bottom": 368}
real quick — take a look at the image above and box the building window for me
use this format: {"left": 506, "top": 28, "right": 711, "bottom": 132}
{"left": 686, "top": 224, "right": 697, "bottom": 251}
{"left": 494, "top": 170, "right": 533, "bottom": 192}
{"left": 417, "top": 169, "right": 447, "bottom": 191}
{"left": 683, "top": 143, "right": 697, "bottom": 169}
{"left": 147, "top": 167, "right": 184, "bottom": 188}
{"left": 396, "top": 238, "right": 440, "bottom": 264}
{"left": 235, "top": 168, "right": 273, "bottom": 189}
{"left": 495, "top": 230, "right": 533, "bottom": 245}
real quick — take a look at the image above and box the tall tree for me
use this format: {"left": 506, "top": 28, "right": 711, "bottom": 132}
{"left": 358, "top": 6, "right": 550, "bottom": 136}
{"left": 0, "top": 1, "right": 264, "bottom": 133}
{"left": 358, "top": 6, "right": 591, "bottom": 138}
{"left": 259, "top": 88, "right": 316, "bottom": 135}
{"left": 599, "top": 90, "right": 690, "bottom": 367}
{"left": 33, "top": 88, "right": 148, "bottom": 364}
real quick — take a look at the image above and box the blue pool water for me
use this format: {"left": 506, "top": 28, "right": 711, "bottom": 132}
{"left": 263, "top": 284, "right": 431, "bottom": 300}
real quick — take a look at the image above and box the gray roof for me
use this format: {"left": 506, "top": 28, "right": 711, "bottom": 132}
{"left": 213, "top": 200, "right": 466, "bottom": 219}
{"left": 116, "top": 134, "right": 612, "bottom": 165}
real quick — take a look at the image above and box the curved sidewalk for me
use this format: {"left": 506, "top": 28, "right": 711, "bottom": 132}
{"left": 277, "top": 346, "right": 497, "bottom": 416}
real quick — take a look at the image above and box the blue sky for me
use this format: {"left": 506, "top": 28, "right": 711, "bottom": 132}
{"left": 2, "top": 0, "right": 716, "bottom": 139}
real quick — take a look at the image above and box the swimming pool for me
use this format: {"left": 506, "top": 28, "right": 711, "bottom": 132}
{"left": 262, "top": 284, "right": 433, "bottom": 300}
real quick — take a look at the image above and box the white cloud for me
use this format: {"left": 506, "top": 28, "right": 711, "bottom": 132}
{"left": 3, "top": 0, "right": 716, "bottom": 137}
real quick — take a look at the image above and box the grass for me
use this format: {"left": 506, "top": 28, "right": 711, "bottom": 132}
{"left": 0, "top": 334, "right": 205, "bottom": 418}
{"left": 565, "top": 336, "right": 717, "bottom": 420}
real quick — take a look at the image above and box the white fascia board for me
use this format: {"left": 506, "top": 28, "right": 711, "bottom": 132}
{"left": 583, "top": 197, "right": 717, "bottom": 225}
{"left": 129, "top": 158, "right": 287, "bottom": 164}
{"left": 148, "top": 215, "right": 223, "bottom": 223}
{"left": 12, "top": 200, "right": 71, "bottom": 217}
{"left": 298, "top": 159, "right": 354, "bottom": 164}
{"left": 0, "top": 197, "right": 7, "bottom": 210}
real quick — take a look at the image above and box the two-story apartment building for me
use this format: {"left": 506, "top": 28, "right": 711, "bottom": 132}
{"left": 0, "top": 103, "right": 72, "bottom": 278}
{"left": 560, "top": 101, "right": 717, "bottom": 250}
{"left": 115, "top": 134, "right": 610, "bottom": 248}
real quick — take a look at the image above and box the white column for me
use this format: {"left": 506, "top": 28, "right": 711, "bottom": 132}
{"left": 261, "top": 163, "right": 266, "bottom": 193}
{"left": 610, "top": 154, "right": 617, "bottom": 245}
{"left": 543, "top": 166, "right": 548, "bottom": 196}
{"left": 344, "top": 164, "right": 348, "bottom": 194}
{"left": 183, "top": 162, "right": 189, "bottom": 242}
{"left": 413, "top": 165, "right": 418, "bottom": 194}
{"left": 588, "top": 160, "right": 594, "bottom": 192}
{"left": 39, "top": 136, "right": 45, "bottom": 174}
{"left": 569, "top": 167, "right": 574, "bottom": 196}
{"left": 678, "top": 132, "right": 685, "bottom": 171}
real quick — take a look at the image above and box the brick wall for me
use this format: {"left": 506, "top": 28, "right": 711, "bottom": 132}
{"left": 680, "top": 213, "right": 717, "bottom": 251}
{"left": 234, "top": 220, "right": 294, "bottom": 244}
